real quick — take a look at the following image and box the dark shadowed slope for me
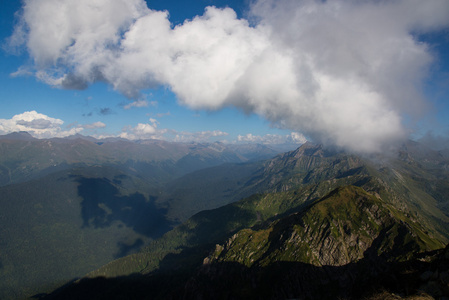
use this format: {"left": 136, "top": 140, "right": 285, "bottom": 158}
{"left": 3, "top": 139, "right": 449, "bottom": 299}
{"left": 41, "top": 186, "right": 448, "bottom": 299}
{"left": 0, "top": 166, "right": 171, "bottom": 300}
{"left": 42, "top": 142, "right": 449, "bottom": 299}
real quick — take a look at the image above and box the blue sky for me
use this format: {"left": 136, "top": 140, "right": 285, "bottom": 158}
{"left": 0, "top": 0, "right": 293, "bottom": 144}
{"left": 0, "top": 0, "right": 448, "bottom": 152}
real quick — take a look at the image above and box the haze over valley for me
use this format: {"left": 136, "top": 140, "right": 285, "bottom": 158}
{"left": 1, "top": 0, "right": 449, "bottom": 299}
{"left": 1, "top": 133, "right": 449, "bottom": 299}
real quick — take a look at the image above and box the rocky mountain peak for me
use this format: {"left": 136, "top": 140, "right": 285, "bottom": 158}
{"left": 204, "top": 185, "right": 442, "bottom": 271}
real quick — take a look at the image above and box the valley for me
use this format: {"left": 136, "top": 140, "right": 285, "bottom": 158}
{"left": 0, "top": 133, "right": 449, "bottom": 299}
{"left": 0, "top": 132, "right": 282, "bottom": 299}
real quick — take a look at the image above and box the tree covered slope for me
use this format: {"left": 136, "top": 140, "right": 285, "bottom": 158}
{"left": 42, "top": 185, "right": 448, "bottom": 299}
{"left": 46, "top": 142, "right": 449, "bottom": 299}
{"left": 0, "top": 134, "right": 281, "bottom": 300}
{"left": 2, "top": 138, "right": 449, "bottom": 299}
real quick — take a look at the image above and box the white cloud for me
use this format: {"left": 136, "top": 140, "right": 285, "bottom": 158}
{"left": 119, "top": 122, "right": 161, "bottom": 140}
{"left": 124, "top": 99, "right": 149, "bottom": 109}
{"left": 0, "top": 111, "right": 108, "bottom": 138}
{"left": 10, "top": 66, "right": 33, "bottom": 77}
{"left": 82, "top": 121, "right": 106, "bottom": 129}
{"left": 119, "top": 116, "right": 228, "bottom": 142}
{"left": 9, "top": 0, "right": 449, "bottom": 152}
{"left": 123, "top": 94, "right": 158, "bottom": 109}
{"left": 155, "top": 111, "right": 171, "bottom": 118}
{"left": 11, "top": 0, "right": 148, "bottom": 68}
{"left": 149, "top": 118, "right": 158, "bottom": 124}
{"left": 290, "top": 132, "right": 307, "bottom": 144}
{"left": 0, "top": 111, "right": 82, "bottom": 138}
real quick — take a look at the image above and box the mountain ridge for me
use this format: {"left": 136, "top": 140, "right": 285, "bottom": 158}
{"left": 2, "top": 139, "right": 449, "bottom": 299}
{"left": 0, "top": 131, "right": 285, "bottom": 187}
{"left": 42, "top": 185, "right": 448, "bottom": 299}
{"left": 50, "top": 141, "right": 449, "bottom": 299}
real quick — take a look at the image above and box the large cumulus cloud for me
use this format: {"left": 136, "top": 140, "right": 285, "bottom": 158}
{"left": 8, "top": 0, "right": 449, "bottom": 152}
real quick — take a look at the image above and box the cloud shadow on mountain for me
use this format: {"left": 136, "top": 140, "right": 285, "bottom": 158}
{"left": 76, "top": 177, "right": 171, "bottom": 239}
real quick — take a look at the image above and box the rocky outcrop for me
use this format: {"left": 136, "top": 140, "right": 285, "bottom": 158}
{"left": 205, "top": 186, "right": 441, "bottom": 269}
{"left": 185, "top": 186, "right": 445, "bottom": 299}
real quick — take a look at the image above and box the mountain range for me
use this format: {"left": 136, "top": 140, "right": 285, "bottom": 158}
{"left": 0, "top": 132, "right": 288, "bottom": 299}
{"left": 1, "top": 133, "right": 449, "bottom": 299}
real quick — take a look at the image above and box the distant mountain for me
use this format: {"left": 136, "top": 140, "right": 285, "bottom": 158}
{"left": 0, "top": 132, "right": 282, "bottom": 187}
{"left": 0, "top": 131, "right": 35, "bottom": 141}
{"left": 39, "top": 141, "right": 449, "bottom": 299}
{"left": 42, "top": 185, "right": 448, "bottom": 300}
{"left": 0, "top": 133, "right": 288, "bottom": 300}
{"left": 226, "top": 142, "right": 286, "bottom": 161}
{"left": 2, "top": 138, "right": 449, "bottom": 299}
{"left": 63, "top": 133, "right": 100, "bottom": 143}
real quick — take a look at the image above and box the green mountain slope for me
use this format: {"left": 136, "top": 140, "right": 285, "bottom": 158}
{"left": 0, "top": 160, "right": 269, "bottom": 299}
{"left": 0, "top": 134, "right": 283, "bottom": 299}
{"left": 3, "top": 139, "right": 449, "bottom": 299}
{"left": 41, "top": 185, "right": 448, "bottom": 299}
{"left": 243, "top": 142, "right": 449, "bottom": 241}
{"left": 206, "top": 186, "right": 443, "bottom": 268}
{"left": 42, "top": 142, "right": 449, "bottom": 299}
{"left": 86, "top": 181, "right": 447, "bottom": 279}
{"left": 186, "top": 186, "right": 445, "bottom": 299}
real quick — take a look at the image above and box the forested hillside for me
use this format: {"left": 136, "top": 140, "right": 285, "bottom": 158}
{"left": 0, "top": 133, "right": 283, "bottom": 300}
{"left": 39, "top": 141, "right": 449, "bottom": 299}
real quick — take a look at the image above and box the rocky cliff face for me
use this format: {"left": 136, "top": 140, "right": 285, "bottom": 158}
{"left": 38, "top": 142, "right": 449, "bottom": 300}
{"left": 185, "top": 186, "right": 445, "bottom": 299}
{"left": 205, "top": 186, "right": 442, "bottom": 268}
{"left": 248, "top": 143, "right": 366, "bottom": 193}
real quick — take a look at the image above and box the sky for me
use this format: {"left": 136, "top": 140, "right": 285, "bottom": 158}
{"left": 0, "top": 0, "right": 448, "bottom": 153}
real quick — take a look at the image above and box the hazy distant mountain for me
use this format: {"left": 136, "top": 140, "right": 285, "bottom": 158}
{"left": 0, "top": 131, "right": 35, "bottom": 141}
{"left": 63, "top": 133, "right": 100, "bottom": 143}
{"left": 38, "top": 142, "right": 449, "bottom": 299}
{"left": 0, "top": 132, "right": 282, "bottom": 187}
{"left": 2, "top": 136, "right": 449, "bottom": 299}
{"left": 0, "top": 132, "right": 288, "bottom": 299}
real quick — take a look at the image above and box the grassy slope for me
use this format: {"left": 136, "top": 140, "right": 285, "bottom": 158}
{"left": 85, "top": 186, "right": 314, "bottom": 278}
{"left": 0, "top": 140, "right": 279, "bottom": 300}
{"left": 43, "top": 185, "right": 448, "bottom": 300}
{"left": 4, "top": 141, "right": 449, "bottom": 298}
{"left": 208, "top": 186, "right": 444, "bottom": 268}
{"left": 86, "top": 175, "right": 447, "bottom": 280}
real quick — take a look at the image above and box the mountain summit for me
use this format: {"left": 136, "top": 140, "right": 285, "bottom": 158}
{"left": 36, "top": 141, "right": 449, "bottom": 299}
{"left": 0, "top": 131, "right": 35, "bottom": 141}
